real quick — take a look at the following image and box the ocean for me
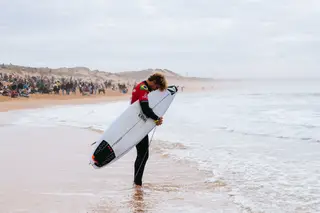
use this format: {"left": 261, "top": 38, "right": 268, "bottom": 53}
{"left": 2, "top": 79, "right": 320, "bottom": 213}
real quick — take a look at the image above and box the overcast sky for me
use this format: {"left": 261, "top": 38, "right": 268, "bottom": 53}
{"left": 0, "top": 0, "right": 319, "bottom": 78}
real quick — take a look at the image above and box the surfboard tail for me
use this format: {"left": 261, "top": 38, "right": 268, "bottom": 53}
{"left": 92, "top": 140, "right": 116, "bottom": 168}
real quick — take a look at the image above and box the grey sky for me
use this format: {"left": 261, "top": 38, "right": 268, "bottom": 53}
{"left": 0, "top": 0, "right": 319, "bottom": 78}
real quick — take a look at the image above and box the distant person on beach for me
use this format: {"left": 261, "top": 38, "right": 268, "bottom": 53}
{"left": 130, "top": 73, "right": 168, "bottom": 188}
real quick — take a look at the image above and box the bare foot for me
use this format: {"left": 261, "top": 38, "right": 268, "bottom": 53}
{"left": 134, "top": 184, "right": 142, "bottom": 189}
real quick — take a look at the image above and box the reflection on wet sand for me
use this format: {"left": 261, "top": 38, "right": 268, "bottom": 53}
{"left": 129, "top": 188, "right": 147, "bottom": 213}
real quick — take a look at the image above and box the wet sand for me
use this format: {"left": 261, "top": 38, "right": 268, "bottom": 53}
{"left": 0, "top": 91, "right": 130, "bottom": 112}
{"left": 0, "top": 124, "right": 238, "bottom": 213}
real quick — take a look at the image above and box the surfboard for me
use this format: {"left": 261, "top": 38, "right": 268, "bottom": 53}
{"left": 90, "top": 85, "right": 178, "bottom": 169}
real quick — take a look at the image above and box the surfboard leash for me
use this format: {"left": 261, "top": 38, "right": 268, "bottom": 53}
{"left": 134, "top": 126, "right": 157, "bottom": 181}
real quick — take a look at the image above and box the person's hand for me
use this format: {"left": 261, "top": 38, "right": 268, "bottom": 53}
{"left": 155, "top": 117, "right": 163, "bottom": 126}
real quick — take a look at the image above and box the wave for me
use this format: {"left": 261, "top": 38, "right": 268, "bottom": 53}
{"left": 245, "top": 92, "right": 320, "bottom": 97}
{"left": 83, "top": 122, "right": 320, "bottom": 147}
{"left": 214, "top": 126, "right": 320, "bottom": 143}
{"left": 0, "top": 124, "right": 14, "bottom": 127}
{"left": 152, "top": 140, "right": 188, "bottom": 150}
{"left": 83, "top": 126, "right": 104, "bottom": 134}
{"left": 265, "top": 122, "right": 320, "bottom": 129}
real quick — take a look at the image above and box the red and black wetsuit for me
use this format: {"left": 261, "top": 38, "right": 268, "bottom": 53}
{"left": 131, "top": 81, "right": 160, "bottom": 120}
{"left": 131, "top": 81, "right": 159, "bottom": 186}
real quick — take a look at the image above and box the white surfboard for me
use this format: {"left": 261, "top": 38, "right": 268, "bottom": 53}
{"left": 90, "top": 85, "right": 178, "bottom": 169}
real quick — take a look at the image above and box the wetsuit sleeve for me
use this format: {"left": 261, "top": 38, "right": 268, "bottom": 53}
{"left": 139, "top": 85, "right": 160, "bottom": 120}
{"left": 140, "top": 101, "right": 159, "bottom": 120}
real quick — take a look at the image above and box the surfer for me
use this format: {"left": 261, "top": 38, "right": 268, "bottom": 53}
{"left": 130, "top": 73, "right": 168, "bottom": 188}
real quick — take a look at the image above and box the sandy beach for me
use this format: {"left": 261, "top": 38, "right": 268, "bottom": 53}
{"left": 0, "top": 82, "right": 213, "bottom": 113}
{"left": 2, "top": 1, "right": 320, "bottom": 211}
{"left": 0, "top": 84, "right": 234, "bottom": 213}
{"left": 0, "top": 67, "right": 223, "bottom": 212}
{"left": 3, "top": 79, "right": 319, "bottom": 212}
{"left": 0, "top": 124, "right": 236, "bottom": 213}
{"left": 0, "top": 90, "right": 130, "bottom": 112}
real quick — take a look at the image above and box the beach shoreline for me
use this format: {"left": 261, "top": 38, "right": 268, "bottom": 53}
{"left": 0, "top": 83, "right": 214, "bottom": 113}
{"left": 0, "top": 91, "right": 131, "bottom": 112}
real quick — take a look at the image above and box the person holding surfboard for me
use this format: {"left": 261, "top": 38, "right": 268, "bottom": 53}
{"left": 130, "top": 73, "right": 168, "bottom": 188}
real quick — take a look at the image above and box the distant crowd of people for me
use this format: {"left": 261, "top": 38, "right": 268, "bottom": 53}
{"left": 0, "top": 72, "right": 131, "bottom": 98}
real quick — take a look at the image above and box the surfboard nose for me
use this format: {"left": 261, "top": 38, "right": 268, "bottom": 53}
{"left": 167, "top": 85, "right": 178, "bottom": 95}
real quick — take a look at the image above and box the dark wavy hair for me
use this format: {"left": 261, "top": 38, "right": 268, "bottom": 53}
{"left": 148, "top": 72, "right": 168, "bottom": 91}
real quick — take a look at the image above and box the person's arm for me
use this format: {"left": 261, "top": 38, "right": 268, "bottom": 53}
{"left": 138, "top": 86, "right": 160, "bottom": 121}
{"left": 140, "top": 101, "right": 159, "bottom": 120}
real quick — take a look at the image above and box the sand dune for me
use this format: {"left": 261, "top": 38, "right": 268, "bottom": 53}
{"left": 0, "top": 64, "right": 213, "bottom": 86}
